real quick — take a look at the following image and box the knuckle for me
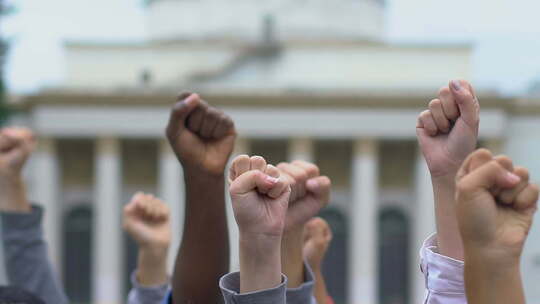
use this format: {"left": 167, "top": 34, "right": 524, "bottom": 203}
{"left": 428, "top": 99, "right": 441, "bottom": 109}
{"left": 438, "top": 86, "right": 451, "bottom": 97}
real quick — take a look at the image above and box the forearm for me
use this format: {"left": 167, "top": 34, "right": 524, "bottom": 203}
{"left": 172, "top": 172, "right": 229, "bottom": 304}
{"left": 464, "top": 251, "right": 524, "bottom": 304}
{"left": 0, "top": 175, "right": 31, "bottom": 212}
{"left": 1, "top": 206, "right": 69, "bottom": 304}
{"left": 312, "top": 267, "right": 329, "bottom": 304}
{"left": 432, "top": 175, "right": 464, "bottom": 260}
{"left": 239, "top": 234, "right": 282, "bottom": 293}
{"left": 136, "top": 247, "right": 169, "bottom": 287}
{"left": 281, "top": 227, "right": 305, "bottom": 288}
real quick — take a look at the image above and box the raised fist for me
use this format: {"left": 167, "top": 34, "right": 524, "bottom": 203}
{"left": 277, "top": 161, "right": 332, "bottom": 231}
{"left": 417, "top": 80, "right": 479, "bottom": 178}
{"left": 303, "top": 217, "right": 333, "bottom": 270}
{"left": 0, "top": 128, "right": 36, "bottom": 177}
{"left": 229, "top": 155, "right": 291, "bottom": 237}
{"left": 456, "top": 149, "right": 539, "bottom": 260}
{"left": 166, "top": 93, "right": 236, "bottom": 176}
{"left": 123, "top": 192, "right": 171, "bottom": 251}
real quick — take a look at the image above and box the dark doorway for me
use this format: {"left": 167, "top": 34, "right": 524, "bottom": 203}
{"left": 63, "top": 205, "right": 93, "bottom": 304}
{"left": 320, "top": 207, "right": 348, "bottom": 304}
{"left": 124, "top": 230, "right": 138, "bottom": 297}
{"left": 378, "top": 208, "right": 410, "bottom": 304}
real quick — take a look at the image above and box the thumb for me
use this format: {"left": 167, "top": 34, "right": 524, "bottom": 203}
{"left": 0, "top": 134, "right": 17, "bottom": 152}
{"left": 457, "top": 159, "right": 521, "bottom": 201}
{"left": 166, "top": 93, "right": 201, "bottom": 139}
{"left": 230, "top": 170, "right": 279, "bottom": 196}
{"left": 306, "top": 176, "right": 331, "bottom": 208}
{"left": 450, "top": 79, "right": 479, "bottom": 132}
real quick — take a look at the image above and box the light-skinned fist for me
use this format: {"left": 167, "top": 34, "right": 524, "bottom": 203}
{"left": 303, "top": 217, "right": 333, "bottom": 270}
{"left": 229, "top": 155, "right": 291, "bottom": 237}
{"left": 417, "top": 80, "right": 479, "bottom": 178}
{"left": 456, "top": 149, "right": 539, "bottom": 261}
{"left": 0, "top": 127, "right": 36, "bottom": 177}
{"left": 166, "top": 93, "right": 236, "bottom": 176}
{"left": 123, "top": 192, "right": 172, "bottom": 251}
{"left": 277, "top": 161, "right": 332, "bottom": 231}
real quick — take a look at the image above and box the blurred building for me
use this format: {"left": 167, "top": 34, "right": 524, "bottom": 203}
{"left": 10, "top": 0, "right": 540, "bottom": 303}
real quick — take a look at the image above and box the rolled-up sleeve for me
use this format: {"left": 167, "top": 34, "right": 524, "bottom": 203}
{"left": 286, "top": 261, "right": 316, "bottom": 304}
{"left": 420, "top": 234, "right": 466, "bottom": 304}
{"left": 1, "top": 206, "right": 69, "bottom": 304}
{"left": 127, "top": 270, "right": 170, "bottom": 304}
{"left": 220, "top": 272, "right": 287, "bottom": 304}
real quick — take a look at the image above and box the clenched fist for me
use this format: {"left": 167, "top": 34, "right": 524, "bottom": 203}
{"left": 417, "top": 80, "right": 479, "bottom": 178}
{"left": 166, "top": 93, "right": 236, "bottom": 176}
{"left": 0, "top": 128, "right": 35, "bottom": 212}
{"left": 123, "top": 192, "right": 172, "bottom": 251}
{"left": 456, "top": 149, "right": 539, "bottom": 260}
{"left": 277, "top": 161, "right": 332, "bottom": 231}
{"left": 0, "top": 128, "right": 35, "bottom": 177}
{"left": 229, "top": 155, "right": 291, "bottom": 237}
{"left": 303, "top": 217, "right": 333, "bottom": 270}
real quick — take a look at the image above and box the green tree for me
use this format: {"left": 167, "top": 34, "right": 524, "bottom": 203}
{"left": 0, "top": 0, "right": 9, "bottom": 126}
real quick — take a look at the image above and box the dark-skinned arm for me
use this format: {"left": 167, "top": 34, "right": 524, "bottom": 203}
{"left": 166, "top": 93, "right": 236, "bottom": 304}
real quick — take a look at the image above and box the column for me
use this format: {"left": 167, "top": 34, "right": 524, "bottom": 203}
{"left": 158, "top": 140, "right": 184, "bottom": 273}
{"left": 32, "top": 137, "right": 61, "bottom": 271}
{"left": 411, "top": 148, "right": 436, "bottom": 304}
{"left": 288, "top": 137, "right": 314, "bottom": 162}
{"left": 92, "top": 137, "right": 122, "bottom": 304}
{"left": 227, "top": 137, "right": 250, "bottom": 272}
{"left": 349, "top": 139, "right": 378, "bottom": 304}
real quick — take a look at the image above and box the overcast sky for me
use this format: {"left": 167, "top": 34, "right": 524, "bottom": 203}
{"left": 3, "top": 0, "right": 540, "bottom": 95}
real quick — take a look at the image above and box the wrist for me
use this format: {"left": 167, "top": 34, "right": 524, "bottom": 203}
{"left": 239, "top": 233, "right": 282, "bottom": 293}
{"left": 184, "top": 170, "right": 225, "bottom": 186}
{"left": 431, "top": 172, "right": 457, "bottom": 186}
{"left": 136, "top": 247, "right": 169, "bottom": 287}
{"left": 464, "top": 245, "right": 521, "bottom": 273}
{"left": 184, "top": 166, "right": 227, "bottom": 181}
{"left": 0, "top": 175, "right": 31, "bottom": 212}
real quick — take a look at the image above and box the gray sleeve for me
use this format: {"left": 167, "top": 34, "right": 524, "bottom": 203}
{"left": 1, "top": 205, "right": 69, "bottom": 304}
{"left": 286, "top": 261, "right": 316, "bottom": 304}
{"left": 220, "top": 271, "right": 287, "bottom": 304}
{"left": 127, "top": 270, "right": 171, "bottom": 304}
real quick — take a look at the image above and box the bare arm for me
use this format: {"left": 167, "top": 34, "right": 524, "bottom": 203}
{"left": 166, "top": 93, "right": 236, "bottom": 303}
{"left": 417, "top": 80, "right": 479, "bottom": 260}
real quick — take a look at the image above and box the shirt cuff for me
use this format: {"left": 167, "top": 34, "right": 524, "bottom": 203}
{"left": 420, "top": 233, "right": 465, "bottom": 296}
{"left": 220, "top": 272, "right": 287, "bottom": 304}
{"left": 286, "top": 261, "right": 316, "bottom": 304}
{"left": 127, "top": 270, "right": 170, "bottom": 304}
{"left": 1, "top": 205, "right": 44, "bottom": 242}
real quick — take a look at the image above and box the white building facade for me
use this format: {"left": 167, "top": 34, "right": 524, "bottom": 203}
{"left": 8, "top": 1, "right": 540, "bottom": 303}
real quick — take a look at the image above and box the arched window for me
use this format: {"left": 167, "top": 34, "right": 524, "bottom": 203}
{"left": 378, "top": 207, "right": 410, "bottom": 304}
{"left": 63, "top": 205, "right": 93, "bottom": 304}
{"left": 320, "top": 207, "right": 349, "bottom": 304}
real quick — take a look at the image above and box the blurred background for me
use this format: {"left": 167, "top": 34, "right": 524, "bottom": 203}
{"left": 2, "top": 1, "right": 540, "bottom": 304}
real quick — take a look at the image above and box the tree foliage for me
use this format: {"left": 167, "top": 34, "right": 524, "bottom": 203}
{"left": 0, "top": 0, "right": 9, "bottom": 126}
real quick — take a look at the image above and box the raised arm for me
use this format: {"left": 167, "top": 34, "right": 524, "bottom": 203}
{"left": 416, "top": 79, "right": 479, "bottom": 260}
{"left": 124, "top": 192, "right": 171, "bottom": 304}
{"left": 303, "top": 217, "right": 333, "bottom": 304}
{"left": 166, "top": 93, "right": 236, "bottom": 304}
{"left": 277, "top": 160, "right": 331, "bottom": 303}
{"left": 455, "top": 149, "right": 538, "bottom": 304}
{"left": 0, "top": 127, "right": 68, "bottom": 304}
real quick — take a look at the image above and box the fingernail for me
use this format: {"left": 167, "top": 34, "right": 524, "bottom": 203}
{"left": 265, "top": 175, "right": 279, "bottom": 184}
{"left": 506, "top": 172, "right": 521, "bottom": 184}
{"left": 307, "top": 179, "right": 318, "bottom": 188}
{"left": 451, "top": 80, "right": 462, "bottom": 91}
{"left": 185, "top": 94, "right": 197, "bottom": 105}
